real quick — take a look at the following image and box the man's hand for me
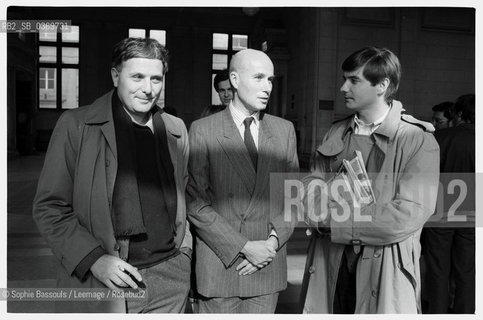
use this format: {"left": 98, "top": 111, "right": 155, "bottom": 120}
{"left": 266, "top": 236, "right": 279, "bottom": 251}
{"left": 90, "top": 254, "right": 142, "bottom": 290}
{"left": 236, "top": 259, "right": 259, "bottom": 276}
{"left": 240, "top": 240, "right": 276, "bottom": 268}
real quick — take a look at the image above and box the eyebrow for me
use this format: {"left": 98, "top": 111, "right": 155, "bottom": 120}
{"left": 343, "top": 74, "right": 361, "bottom": 81}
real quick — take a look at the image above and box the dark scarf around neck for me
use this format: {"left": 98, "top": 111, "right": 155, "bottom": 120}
{"left": 111, "top": 92, "right": 178, "bottom": 238}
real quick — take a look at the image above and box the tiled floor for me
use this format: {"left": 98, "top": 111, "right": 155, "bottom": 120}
{"left": 7, "top": 153, "right": 309, "bottom": 313}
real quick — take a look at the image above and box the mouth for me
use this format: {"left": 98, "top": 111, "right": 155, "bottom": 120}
{"left": 136, "top": 97, "right": 153, "bottom": 104}
{"left": 258, "top": 97, "right": 269, "bottom": 104}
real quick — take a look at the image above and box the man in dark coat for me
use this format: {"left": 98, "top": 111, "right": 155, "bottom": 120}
{"left": 33, "top": 38, "right": 192, "bottom": 313}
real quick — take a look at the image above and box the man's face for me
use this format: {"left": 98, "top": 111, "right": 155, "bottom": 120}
{"left": 432, "top": 111, "right": 450, "bottom": 130}
{"left": 340, "top": 67, "right": 380, "bottom": 113}
{"left": 232, "top": 57, "right": 274, "bottom": 113}
{"left": 217, "top": 79, "right": 233, "bottom": 106}
{"left": 111, "top": 58, "right": 164, "bottom": 122}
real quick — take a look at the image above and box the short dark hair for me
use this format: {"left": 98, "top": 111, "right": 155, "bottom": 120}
{"left": 454, "top": 94, "right": 475, "bottom": 123}
{"left": 432, "top": 101, "right": 454, "bottom": 121}
{"left": 111, "top": 37, "right": 169, "bottom": 74}
{"left": 213, "top": 69, "right": 230, "bottom": 92}
{"left": 342, "top": 46, "right": 401, "bottom": 104}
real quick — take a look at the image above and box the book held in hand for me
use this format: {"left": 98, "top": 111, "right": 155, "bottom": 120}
{"left": 335, "top": 150, "right": 376, "bottom": 206}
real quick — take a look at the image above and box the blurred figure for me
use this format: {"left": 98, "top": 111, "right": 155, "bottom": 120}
{"left": 214, "top": 68, "right": 233, "bottom": 106}
{"left": 431, "top": 101, "right": 454, "bottom": 130}
{"left": 423, "top": 94, "right": 475, "bottom": 314}
{"left": 200, "top": 69, "right": 232, "bottom": 118}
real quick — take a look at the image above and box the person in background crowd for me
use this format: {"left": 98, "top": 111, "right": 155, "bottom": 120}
{"left": 431, "top": 101, "right": 454, "bottom": 130}
{"left": 200, "top": 69, "right": 233, "bottom": 117}
{"left": 423, "top": 94, "right": 475, "bottom": 314}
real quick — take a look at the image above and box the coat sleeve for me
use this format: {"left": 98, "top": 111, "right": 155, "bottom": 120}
{"left": 32, "top": 112, "right": 103, "bottom": 277}
{"left": 186, "top": 122, "right": 249, "bottom": 268}
{"left": 330, "top": 131, "right": 440, "bottom": 245}
{"left": 268, "top": 122, "right": 300, "bottom": 247}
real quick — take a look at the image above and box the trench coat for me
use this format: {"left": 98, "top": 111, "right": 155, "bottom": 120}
{"left": 301, "top": 101, "right": 440, "bottom": 313}
{"left": 33, "top": 90, "right": 192, "bottom": 312}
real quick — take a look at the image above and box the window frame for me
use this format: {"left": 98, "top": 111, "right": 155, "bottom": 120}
{"left": 37, "top": 24, "right": 80, "bottom": 110}
{"left": 211, "top": 32, "right": 249, "bottom": 105}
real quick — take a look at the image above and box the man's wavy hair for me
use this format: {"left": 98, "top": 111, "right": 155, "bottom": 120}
{"left": 111, "top": 37, "right": 169, "bottom": 74}
{"left": 342, "top": 46, "right": 401, "bottom": 104}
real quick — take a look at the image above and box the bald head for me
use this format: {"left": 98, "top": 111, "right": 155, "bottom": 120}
{"left": 229, "top": 49, "right": 275, "bottom": 115}
{"left": 229, "top": 49, "right": 272, "bottom": 74}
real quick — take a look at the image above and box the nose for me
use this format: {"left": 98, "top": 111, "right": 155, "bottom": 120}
{"left": 142, "top": 79, "right": 152, "bottom": 95}
{"left": 263, "top": 79, "right": 272, "bottom": 94}
{"left": 340, "top": 80, "right": 349, "bottom": 93}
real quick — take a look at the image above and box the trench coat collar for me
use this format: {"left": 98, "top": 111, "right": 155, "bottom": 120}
{"left": 319, "top": 100, "right": 404, "bottom": 157}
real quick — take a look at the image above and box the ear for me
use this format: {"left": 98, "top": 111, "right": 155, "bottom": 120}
{"left": 229, "top": 71, "right": 239, "bottom": 90}
{"left": 376, "top": 78, "right": 390, "bottom": 95}
{"left": 111, "top": 67, "right": 120, "bottom": 87}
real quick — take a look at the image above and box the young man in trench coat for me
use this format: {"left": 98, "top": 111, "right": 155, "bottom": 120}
{"left": 301, "top": 46, "right": 439, "bottom": 313}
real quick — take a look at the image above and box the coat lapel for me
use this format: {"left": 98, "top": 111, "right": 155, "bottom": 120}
{"left": 245, "top": 113, "right": 274, "bottom": 217}
{"left": 217, "top": 108, "right": 257, "bottom": 195}
{"left": 160, "top": 110, "right": 181, "bottom": 178}
{"left": 85, "top": 90, "right": 117, "bottom": 161}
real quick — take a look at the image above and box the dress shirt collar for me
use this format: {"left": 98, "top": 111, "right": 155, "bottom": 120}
{"left": 229, "top": 101, "right": 260, "bottom": 128}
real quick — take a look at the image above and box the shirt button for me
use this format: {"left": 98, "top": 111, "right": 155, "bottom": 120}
{"left": 372, "top": 290, "right": 378, "bottom": 297}
{"left": 105, "top": 160, "right": 110, "bottom": 167}
{"left": 114, "top": 243, "right": 120, "bottom": 251}
{"left": 373, "top": 252, "right": 381, "bottom": 258}
{"left": 309, "top": 266, "right": 315, "bottom": 274}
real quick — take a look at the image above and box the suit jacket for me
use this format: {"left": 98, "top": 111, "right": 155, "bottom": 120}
{"left": 33, "top": 90, "right": 192, "bottom": 313}
{"left": 187, "top": 107, "right": 299, "bottom": 297}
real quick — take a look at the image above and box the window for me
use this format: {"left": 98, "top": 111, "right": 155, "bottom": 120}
{"left": 128, "top": 28, "right": 167, "bottom": 108}
{"left": 38, "top": 25, "right": 79, "bottom": 109}
{"left": 211, "top": 33, "right": 248, "bottom": 104}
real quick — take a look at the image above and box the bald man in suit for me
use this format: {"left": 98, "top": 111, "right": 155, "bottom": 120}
{"left": 187, "top": 49, "right": 299, "bottom": 313}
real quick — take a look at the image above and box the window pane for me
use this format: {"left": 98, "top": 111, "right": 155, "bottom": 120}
{"left": 62, "top": 25, "right": 79, "bottom": 43}
{"left": 212, "top": 54, "right": 228, "bottom": 70}
{"left": 150, "top": 30, "right": 166, "bottom": 46}
{"left": 211, "top": 73, "right": 222, "bottom": 105}
{"left": 129, "top": 28, "right": 146, "bottom": 38}
{"left": 232, "top": 34, "right": 248, "bottom": 51}
{"left": 62, "top": 69, "right": 79, "bottom": 109}
{"left": 39, "top": 46, "right": 56, "bottom": 63}
{"left": 213, "top": 33, "right": 228, "bottom": 50}
{"left": 39, "top": 31, "right": 57, "bottom": 42}
{"left": 39, "top": 68, "right": 57, "bottom": 108}
{"left": 62, "top": 47, "right": 79, "bottom": 64}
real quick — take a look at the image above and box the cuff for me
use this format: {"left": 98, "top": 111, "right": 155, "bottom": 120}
{"left": 73, "top": 246, "right": 107, "bottom": 281}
